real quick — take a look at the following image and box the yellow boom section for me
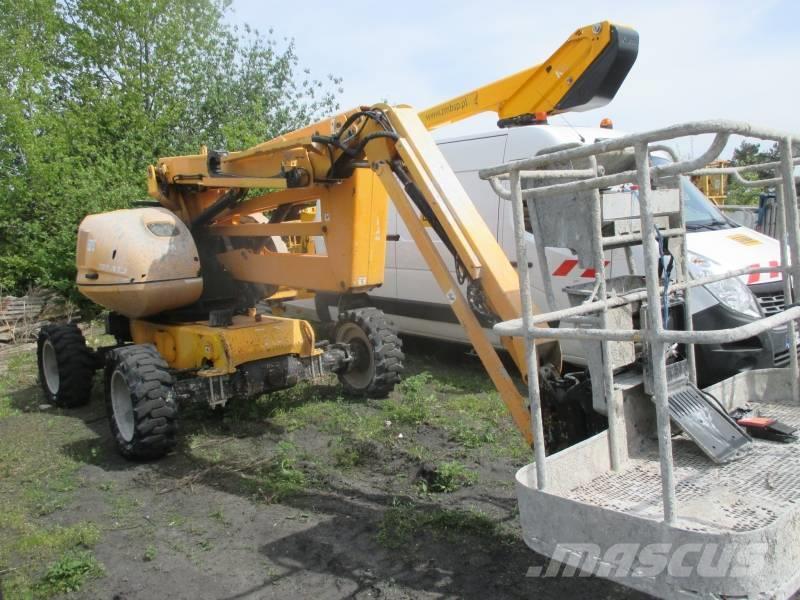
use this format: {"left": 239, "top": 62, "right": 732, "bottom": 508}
{"left": 419, "top": 21, "right": 638, "bottom": 130}
{"left": 144, "top": 21, "right": 639, "bottom": 443}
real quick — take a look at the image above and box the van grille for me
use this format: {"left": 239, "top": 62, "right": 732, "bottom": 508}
{"left": 755, "top": 291, "right": 785, "bottom": 316}
{"left": 774, "top": 347, "right": 795, "bottom": 368}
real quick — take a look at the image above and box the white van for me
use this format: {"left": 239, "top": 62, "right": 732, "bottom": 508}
{"left": 291, "top": 124, "right": 793, "bottom": 386}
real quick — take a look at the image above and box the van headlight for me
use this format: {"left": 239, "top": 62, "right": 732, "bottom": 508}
{"left": 688, "top": 254, "right": 761, "bottom": 318}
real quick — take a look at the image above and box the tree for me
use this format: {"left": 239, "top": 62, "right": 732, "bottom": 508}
{"left": 725, "top": 140, "right": 779, "bottom": 206}
{"left": 0, "top": 0, "right": 342, "bottom": 296}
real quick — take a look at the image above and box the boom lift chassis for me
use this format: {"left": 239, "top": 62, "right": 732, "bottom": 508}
{"left": 38, "top": 20, "right": 638, "bottom": 458}
{"left": 481, "top": 121, "right": 800, "bottom": 598}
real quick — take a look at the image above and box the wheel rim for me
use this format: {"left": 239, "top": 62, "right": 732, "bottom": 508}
{"left": 336, "top": 322, "right": 375, "bottom": 390}
{"left": 42, "top": 340, "right": 60, "bottom": 395}
{"left": 111, "top": 370, "right": 135, "bottom": 442}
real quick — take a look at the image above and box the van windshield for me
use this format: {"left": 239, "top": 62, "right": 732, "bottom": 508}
{"left": 652, "top": 156, "right": 731, "bottom": 231}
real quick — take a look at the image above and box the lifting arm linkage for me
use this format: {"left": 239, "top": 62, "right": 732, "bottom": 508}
{"left": 361, "top": 105, "right": 548, "bottom": 440}
{"left": 144, "top": 21, "right": 639, "bottom": 443}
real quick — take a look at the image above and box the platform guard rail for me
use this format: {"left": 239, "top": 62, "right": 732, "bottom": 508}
{"left": 478, "top": 120, "right": 800, "bottom": 525}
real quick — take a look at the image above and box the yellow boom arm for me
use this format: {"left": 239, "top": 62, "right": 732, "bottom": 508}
{"left": 419, "top": 21, "right": 638, "bottom": 129}
{"left": 145, "top": 21, "right": 638, "bottom": 442}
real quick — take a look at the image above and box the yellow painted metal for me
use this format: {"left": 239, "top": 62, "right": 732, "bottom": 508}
{"left": 419, "top": 21, "right": 615, "bottom": 129}
{"left": 130, "top": 314, "right": 318, "bottom": 374}
{"left": 367, "top": 105, "right": 560, "bottom": 381}
{"left": 372, "top": 161, "right": 532, "bottom": 443}
{"left": 134, "top": 20, "right": 632, "bottom": 442}
{"left": 215, "top": 168, "right": 389, "bottom": 293}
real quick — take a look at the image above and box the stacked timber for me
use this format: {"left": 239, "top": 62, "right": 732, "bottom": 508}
{"left": 0, "top": 289, "right": 73, "bottom": 344}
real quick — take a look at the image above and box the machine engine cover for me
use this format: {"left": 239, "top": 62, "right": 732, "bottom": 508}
{"left": 76, "top": 207, "right": 202, "bottom": 318}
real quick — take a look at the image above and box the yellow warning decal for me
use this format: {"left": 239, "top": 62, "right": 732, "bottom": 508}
{"left": 728, "top": 233, "right": 761, "bottom": 246}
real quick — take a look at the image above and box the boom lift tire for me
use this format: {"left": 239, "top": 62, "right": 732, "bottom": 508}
{"left": 105, "top": 344, "right": 178, "bottom": 460}
{"left": 37, "top": 323, "right": 96, "bottom": 408}
{"left": 334, "top": 308, "right": 404, "bottom": 399}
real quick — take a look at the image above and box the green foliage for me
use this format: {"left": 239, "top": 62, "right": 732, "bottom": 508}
{"left": 333, "top": 436, "right": 379, "bottom": 468}
{"left": 39, "top": 549, "right": 103, "bottom": 594}
{"left": 416, "top": 461, "right": 477, "bottom": 494}
{"left": 377, "top": 499, "right": 512, "bottom": 551}
{"left": 725, "top": 140, "right": 780, "bottom": 206}
{"left": 382, "top": 372, "right": 434, "bottom": 425}
{"left": 0, "top": 0, "right": 341, "bottom": 296}
{"left": 252, "top": 441, "right": 308, "bottom": 502}
{"left": 143, "top": 545, "right": 157, "bottom": 562}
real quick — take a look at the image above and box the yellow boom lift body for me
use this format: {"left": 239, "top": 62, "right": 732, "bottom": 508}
{"left": 66, "top": 22, "right": 638, "bottom": 459}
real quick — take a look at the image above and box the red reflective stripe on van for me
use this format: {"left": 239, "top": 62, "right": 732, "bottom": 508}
{"left": 747, "top": 264, "right": 760, "bottom": 284}
{"left": 769, "top": 260, "right": 780, "bottom": 278}
{"left": 552, "top": 259, "right": 578, "bottom": 277}
{"left": 580, "top": 260, "right": 610, "bottom": 278}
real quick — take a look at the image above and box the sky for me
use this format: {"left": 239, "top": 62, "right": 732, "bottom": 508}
{"left": 228, "top": 0, "right": 800, "bottom": 158}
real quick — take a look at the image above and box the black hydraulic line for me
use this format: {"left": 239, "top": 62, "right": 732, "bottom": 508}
{"left": 326, "top": 132, "right": 399, "bottom": 179}
{"left": 389, "top": 160, "right": 459, "bottom": 264}
{"left": 348, "top": 131, "right": 398, "bottom": 155}
{"left": 190, "top": 188, "right": 246, "bottom": 230}
{"left": 312, "top": 109, "right": 400, "bottom": 179}
{"left": 311, "top": 111, "right": 377, "bottom": 149}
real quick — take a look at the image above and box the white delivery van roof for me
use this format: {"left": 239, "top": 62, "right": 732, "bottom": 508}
{"left": 436, "top": 123, "right": 627, "bottom": 168}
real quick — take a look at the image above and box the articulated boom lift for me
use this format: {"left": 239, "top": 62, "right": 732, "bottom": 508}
{"left": 37, "top": 22, "right": 637, "bottom": 459}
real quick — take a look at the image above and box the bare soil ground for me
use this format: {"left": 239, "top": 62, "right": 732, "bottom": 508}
{"left": 0, "top": 331, "right": 647, "bottom": 599}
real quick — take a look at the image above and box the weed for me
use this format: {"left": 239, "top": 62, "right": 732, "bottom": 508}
{"left": 332, "top": 436, "right": 379, "bottom": 468}
{"left": 382, "top": 372, "right": 434, "bottom": 426}
{"left": 249, "top": 441, "right": 308, "bottom": 503}
{"left": 209, "top": 508, "right": 227, "bottom": 524}
{"left": 416, "top": 461, "right": 477, "bottom": 494}
{"left": 167, "top": 514, "right": 187, "bottom": 528}
{"left": 400, "top": 371, "right": 433, "bottom": 399}
{"left": 143, "top": 545, "right": 157, "bottom": 562}
{"left": 377, "top": 499, "right": 512, "bottom": 550}
{"left": 448, "top": 423, "right": 497, "bottom": 449}
{"left": 38, "top": 549, "right": 103, "bottom": 594}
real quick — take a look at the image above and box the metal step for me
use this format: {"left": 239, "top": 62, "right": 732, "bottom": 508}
{"left": 645, "top": 359, "right": 752, "bottom": 463}
{"left": 666, "top": 380, "right": 751, "bottom": 463}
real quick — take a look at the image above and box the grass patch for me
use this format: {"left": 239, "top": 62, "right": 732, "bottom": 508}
{"left": 250, "top": 441, "right": 309, "bottom": 503}
{"left": 332, "top": 436, "right": 380, "bottom": 468}
{"left": 382, "top": 372, "right": 434, "bottom": 426}
{"left": 416, "top": 461, "right": 477, "bottom": 494}
{"left": 377, "top": 499, "right": 513, "bottom": 551}
{"left": 0, "top": 518, "right": 101, "bottom": 598}
{"left": 143, "top": 545, "right": 157, "bottom": 562}
{"left": 0, "top": 350, "right": 38, "bottom": 418}
{"left": 0, "top": 347, "right": 106, "bottom": 598}
{"left": 37, "top": 549, "right": 103, "bottom": 595}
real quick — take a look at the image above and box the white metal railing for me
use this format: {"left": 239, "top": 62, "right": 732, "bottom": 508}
{"left": 479, "top": 120, "right": 800, "bottom": 525}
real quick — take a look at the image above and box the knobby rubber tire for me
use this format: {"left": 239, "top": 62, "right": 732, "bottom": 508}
{"left": 335, "top": 308, "right": 404, "bottom": 399}
{"left": 37, "top": 323, "right": 96, "bottom": 408}
{"left": 105, "top": 344, "right": 178, "bottom": 460}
